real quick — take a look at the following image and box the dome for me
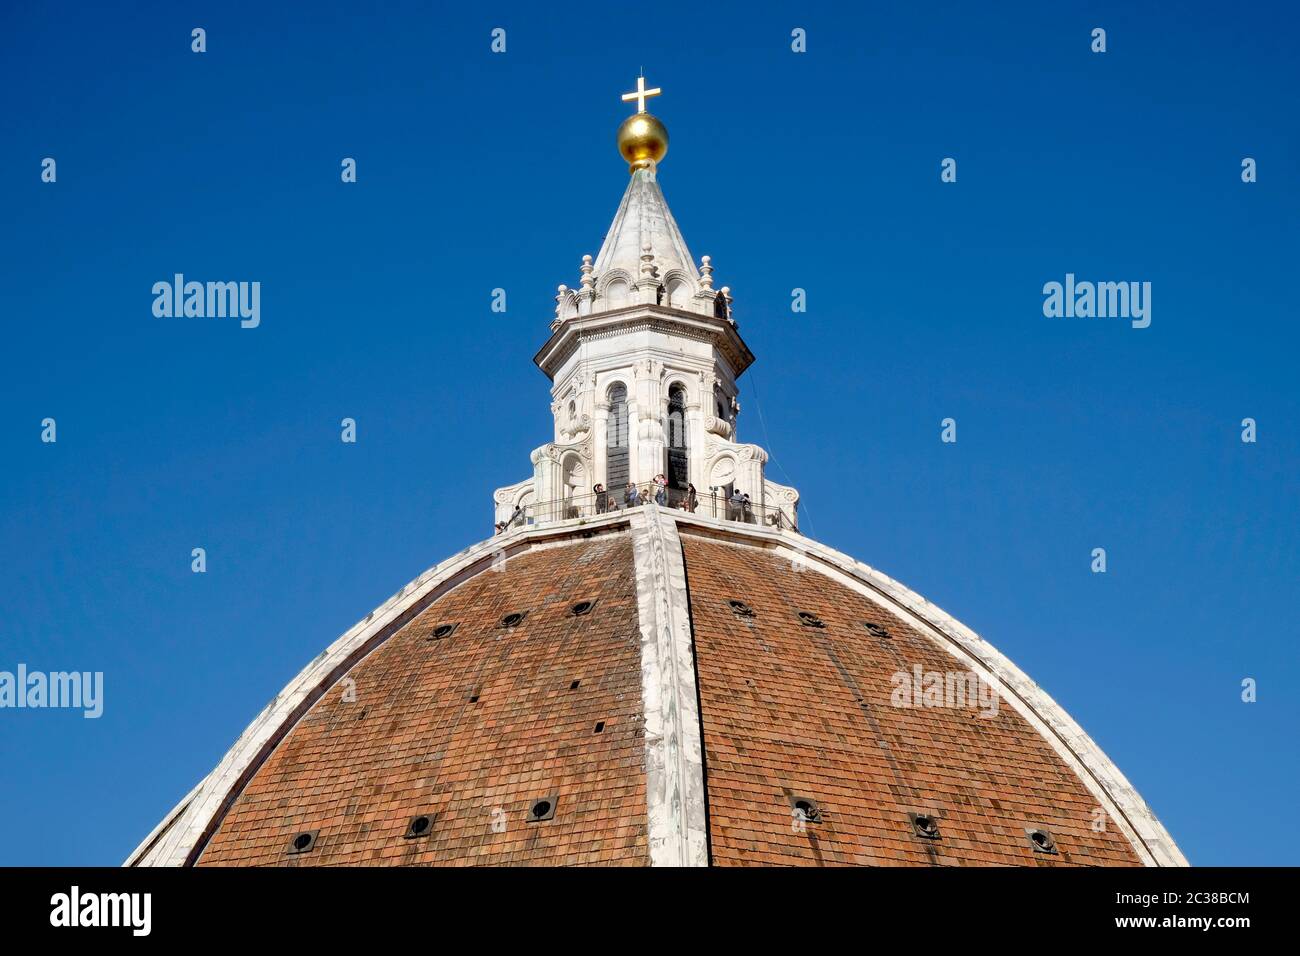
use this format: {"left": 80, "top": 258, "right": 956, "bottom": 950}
{"left": 127, "top": 76, "right": 1184, "bottom": 869}
{"left": 128, "top": 507, "right": 1184, "bottom": 867}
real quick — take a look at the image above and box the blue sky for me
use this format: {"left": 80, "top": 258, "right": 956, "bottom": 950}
{"left": 1, "top": 1, "right": 1296, "bottom": 866}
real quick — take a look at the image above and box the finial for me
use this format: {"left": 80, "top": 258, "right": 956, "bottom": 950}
{"left": 640, "top": 240, "right": 656, "bottom": 279}
{"left": 617, "top": 74, "right": 668, "bottom": 172}
{"left": 580, "top": 255, "right": 594, "bottom": 290}
{"left": 699, "top": 255, "right": 714, "bottom": 290}
{"left": 621, "top": 75, "right": 661, "bottom": 114}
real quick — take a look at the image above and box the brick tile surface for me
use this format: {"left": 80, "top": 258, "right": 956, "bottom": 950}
{"left": 198, "top": 533, "right": 648, "bottom": 866}
{"left": 680, "top": 532, "right": 1143, "bottom": 867}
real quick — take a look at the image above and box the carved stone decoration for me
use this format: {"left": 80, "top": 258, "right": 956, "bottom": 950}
{"left": 704, "top": 416, "right": 734, "bottom": 440}
{"left": 559, "top": 414, "right": 592, "bottom": 442}
{"left": 709, "top": 456, "right": 736, "bottom": 485}
{"left": 636, "top": 357, "right": 662, "bottom": 381}
{"left": 531, "top": 443, "right": 564, "bottom": 466}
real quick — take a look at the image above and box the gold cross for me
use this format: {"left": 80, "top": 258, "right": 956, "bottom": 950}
{"left": 621, "top": 75, "right": 662, "bottom": 114}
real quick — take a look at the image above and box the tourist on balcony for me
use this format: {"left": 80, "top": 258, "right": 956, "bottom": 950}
{"left": 652, "top": 473, "right": 668, "bottom": 506}
{"left": 625, "top": 482, "right": 640, "bottom": 507}
{"left": 728, "top": 488, "right": 744, "bottom": 521}
{"left": 594, "top": 483, "right": 607, "bottom": 514}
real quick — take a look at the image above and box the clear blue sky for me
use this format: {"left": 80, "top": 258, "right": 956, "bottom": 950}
{"left": 1, "top": 1, "right": 1296, "bottom": 866}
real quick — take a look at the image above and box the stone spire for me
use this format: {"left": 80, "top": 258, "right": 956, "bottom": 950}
{"left": 552, "top": 76, "right": 723, "bottom": 325}
{"left": 592, "top": 166, "right": 699, "bottom": 286}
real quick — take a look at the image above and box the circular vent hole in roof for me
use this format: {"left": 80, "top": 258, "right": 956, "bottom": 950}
{"left": 798, "top": 611, "right": 825, "bottom": 628}
{"left": 728, "top": 600, "right": 755, "bottom": 617}
{"left": 288, "top": 830, "right": 318, "bottom": 854}
{"left": 527, "top": 796, "right": 557, "bottom": 822}
{"left": 909, "top": 813, "right": 940, "bottom": 839}
{"left": 499, "top": 612, "right": 525, "bottom": 628}
{"left": 790, "top": 795, "right": 821, "bottom": 823}
{"left": 571, "top": 600, "right": 594, "bottom": 616}
{"left": 863, "top": 622, "right": 890, "bottom": 638}
{"left": 405, "top": 815, "right": 433, "bottom": 839}
{"left": 1027, "top": 827, "right": 1058, "bottom": 854}
{"left": 430, "top": 623, "right": 457, "bottom": 640}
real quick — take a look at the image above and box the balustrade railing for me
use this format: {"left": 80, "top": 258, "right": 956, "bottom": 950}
{"left": 496, "top": 487, "right": 797, "bottom": 533}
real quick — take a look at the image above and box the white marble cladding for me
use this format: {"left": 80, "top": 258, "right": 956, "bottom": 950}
{"left": 496, "top": 163, "right": 798, "bottom": 529}
{"left": 631, "top": 507, "right": 709, "bottom": 866}
{"left": 495, "top": 303, "right": 797, "bottom": 529}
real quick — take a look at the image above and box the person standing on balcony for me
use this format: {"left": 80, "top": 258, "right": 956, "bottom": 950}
{"left": 594, "top": 484, "right": 606, "bottom": 514}
{"left": 728, "top": 488, "right": 744, "bottom": 521}
{"left": 625, "top": 482, "right": 640, "bottom": 508}
{"left": 653, "top": 473, "right": 668, "bottom": 506}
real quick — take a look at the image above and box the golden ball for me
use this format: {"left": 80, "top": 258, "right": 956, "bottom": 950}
{"left": 617, "top": 112, "right": 669, "bottom": 170}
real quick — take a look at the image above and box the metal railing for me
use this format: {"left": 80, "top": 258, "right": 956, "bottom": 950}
{"left": 497, "top": 488, "right": 797, "bottom": 533}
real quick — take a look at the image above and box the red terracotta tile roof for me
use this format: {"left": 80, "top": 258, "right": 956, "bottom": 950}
{"left": 197, "top": 533, "right": 648, "bottom": 866}
{"left": 680, "top": 531, "right": 1141, "bottom": 866}
{"left": 190, "top": 523, "right": 1144, "bottom": 867}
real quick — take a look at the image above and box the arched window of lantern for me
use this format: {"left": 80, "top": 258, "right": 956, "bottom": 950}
{"left": 605, "top": 382, "right": 629, "bottom": 491}
{"left": 667, "top": 384, "right": 688, "bottom": 449}
{"left": 667, "top": 383, "right": 689, "bottom": 494}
